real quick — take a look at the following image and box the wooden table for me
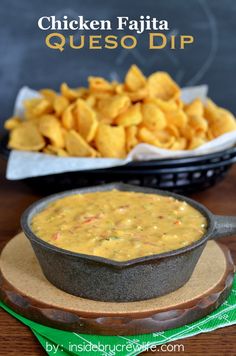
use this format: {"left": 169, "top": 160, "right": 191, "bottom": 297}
{"left": 0, "top": 156, "right": 235, "bottom": 356}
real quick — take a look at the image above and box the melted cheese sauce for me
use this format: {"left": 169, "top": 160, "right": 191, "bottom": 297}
{"left": 31, "top": 190, "right": 207, "bottom": 261}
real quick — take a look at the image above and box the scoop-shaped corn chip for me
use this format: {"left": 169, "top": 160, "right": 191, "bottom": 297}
{"left": 61, "top": 83, "right": 79, "bottom": 101}
{"left": 125, "top": 65, "right": 146, "bottom": 91}
{"left": 210, "top": 108, "right": 236, "bottom": 136}
{"left": 93, "top": 92, "right": 113, "bottom": 100}
{"left": 125, "top": 126, "right": 138, "bottom": 152}
{"left": 40, "top": 89, "right": 57, "bottom": 102}
{"left": 115, "top": 103, "right": 142, "bottom": 127}
{"left": 142, "top": 103, "right": 166, "bottom": 131}
{"left": 61, "top": 104, "right": 76, "bottom": 130}
{"left": 180, "top": 124, "right": 195, "bottom": 141}
{"left": 78, "top": 87, "right": 89, "bottom": 96}
{"left": 24, "top": 98, "right": 41, "bottom": 110}
{"left": 95, "top": 124, "right": 126, "bottom": 158}
{"left": 8, "top": 122, "right": 45, "bottom": 151}
{"left": 43, "top": 145, "right": 68, "bottom": 157}
{"left": 127, "top": 87, "right": 148, "bottom": 102}
{"left": 65, "top": 130, "right": 97, "bottom": 157}
{"left": 88, "top": 77, "right": 114, "bottom": 93}
{"left": 154, "top": 137, "right": 176, "bottom": 149}
{"left": 152, "top": 98, "right": 179, "bottom": 113}
{"left": 97, "top": 95, "right": 131, "bottom": 120}
{"left": 137, "top": 127, "right": 157, "bottom": 145}
{"left": 24, "top": 98, "right": 53, "bottom": 118}
{"left": 114, "top": 83, "right": 125, "bottom": 95}
{"left": 185, "top": 98, "right": 204, "bottom": 118}
{"left": 165, "top": 109, "right": 188, "bottom": 129}
{"left": 85, "top": 95, "right": 96, "bottom": 107}
{"left": 4, "top": 116, "right": 22, "bottom": 130}
{"left": 138, "top": 127, "right": 176, "bottom": 149}
{"left": 166, "top": 124, "right": 180, "bottom": 138}
{"left": 53, "top": 96, "right": 70, "bottom": 116}
{"left": 39, "top": 115, "right": 64, "bottom": 148}
{"left": 204, "top": 99, "right": 218, "bottom": 123}
{"left": 188, "top": 137, "right": 207, "bottom": 150}
{"left": 207, "top": 128, "right": 214, "bottom": 140}
{"left": 174, "top": 97, "right": 184, "bottom": 110}
{"left": 155, "top": 130, "right": 176, "bottom": 148}
{"left": 43, "top": 147, "right": 53, "bottom": 155}
{"left": 95, "top": 112, "right": 114, "bottom": 124}
{"left": 184, "top": 98, "right": 208, "bottom": 135}
{"left": 205, "top": 99, "right": 236, "bottom": 136}
{"left": 170, "top": 137, "right": 187, "bottom": 150}
{"left": 75, "top": 99, "right": 98, "bottom": 142}
{"left": 189, "top": 116, "right": 208, "bottom": 133}
{"left": 148, "top": 72, "right": 180, "bottom": 100}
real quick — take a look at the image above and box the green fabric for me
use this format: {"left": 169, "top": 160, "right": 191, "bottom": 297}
{"left": 1, "top": 275, "right": 236, "bottom": 356}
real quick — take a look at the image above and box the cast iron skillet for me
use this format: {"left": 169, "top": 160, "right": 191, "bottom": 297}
{"left": 21, "top": 183, "right": 236, "bottom": 302}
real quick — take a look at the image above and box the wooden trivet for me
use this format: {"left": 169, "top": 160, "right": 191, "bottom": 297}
{"left": 0, "top": 233, "right": 234, "bottom": 335}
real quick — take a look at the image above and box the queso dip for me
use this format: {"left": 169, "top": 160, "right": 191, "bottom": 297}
{"left": 31, "top": 190, "right": 207, "bottom": 261}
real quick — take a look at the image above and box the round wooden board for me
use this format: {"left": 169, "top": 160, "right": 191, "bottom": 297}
{"left": 0, "top": 233, "right": 234, "bottom": 335}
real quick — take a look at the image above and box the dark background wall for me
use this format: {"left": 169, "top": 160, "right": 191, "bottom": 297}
{"left": 0, "top": 0, "right": 236, "bottom": 129}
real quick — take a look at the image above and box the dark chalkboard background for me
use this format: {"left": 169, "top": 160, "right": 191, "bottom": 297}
{"left": 0, "top": 0, "right": 236, "bottom": 129}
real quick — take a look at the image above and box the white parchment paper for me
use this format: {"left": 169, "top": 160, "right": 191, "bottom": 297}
{"left": 6, "top": 85, "right": 236, "bottom": 180}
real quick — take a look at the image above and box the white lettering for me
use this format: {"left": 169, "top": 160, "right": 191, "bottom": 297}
{"left": 159, "top": 20, "right": 169, "bottom": 30}
{"left": 117, "top": 17, "right": 129, "bottom": 30}
{"left": 38, "top": 16, "right": 51, "bottom": 30}
{"left": 38, "top": 15, "right": 169, "bottom": 34}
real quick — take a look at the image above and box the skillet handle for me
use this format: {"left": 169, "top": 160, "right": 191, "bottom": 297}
{"left": 211, "top": 215, "right": 236, "bottom": 239}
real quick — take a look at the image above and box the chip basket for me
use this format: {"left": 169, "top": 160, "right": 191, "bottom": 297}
{"left": 1, "top": 133, "right": 236, "bottom": 195}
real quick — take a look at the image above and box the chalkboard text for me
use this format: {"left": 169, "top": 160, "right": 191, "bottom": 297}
{"left": 38, "top": 15, "right": 195, "bottom": 52}
{"left": 38, "top": 15, "right": 169, "bottom": 34}
{"left": 44, "top": 33, "right": 194, "bottom": 51}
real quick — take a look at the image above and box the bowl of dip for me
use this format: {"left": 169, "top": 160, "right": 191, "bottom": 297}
{"left": 21, "top": 183, "right": 236, "bottom": 302}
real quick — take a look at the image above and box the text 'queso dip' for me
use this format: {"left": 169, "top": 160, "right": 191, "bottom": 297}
{"left": 31, "top": 190, "right": 207, "bottom": 261}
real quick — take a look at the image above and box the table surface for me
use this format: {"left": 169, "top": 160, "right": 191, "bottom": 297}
{"left": 0, "top": 156, "right": 235, "bottom": 356}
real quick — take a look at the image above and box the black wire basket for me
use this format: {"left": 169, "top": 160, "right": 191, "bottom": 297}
{"left": 1, "top": 134, "right": 236, "bottom": 195}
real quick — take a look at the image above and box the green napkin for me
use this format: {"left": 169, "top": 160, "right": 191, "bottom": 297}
{"left": 1, "top": 275, "right": 236, "bottom": 356}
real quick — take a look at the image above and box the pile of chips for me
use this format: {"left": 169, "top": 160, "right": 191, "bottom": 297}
{"left": 4, "top": 65, "right": 236, "bottom": 158}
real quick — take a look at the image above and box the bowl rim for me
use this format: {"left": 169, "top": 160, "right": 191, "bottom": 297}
{"left": 21, "top": 183, "right": 214, "bottom": 268}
